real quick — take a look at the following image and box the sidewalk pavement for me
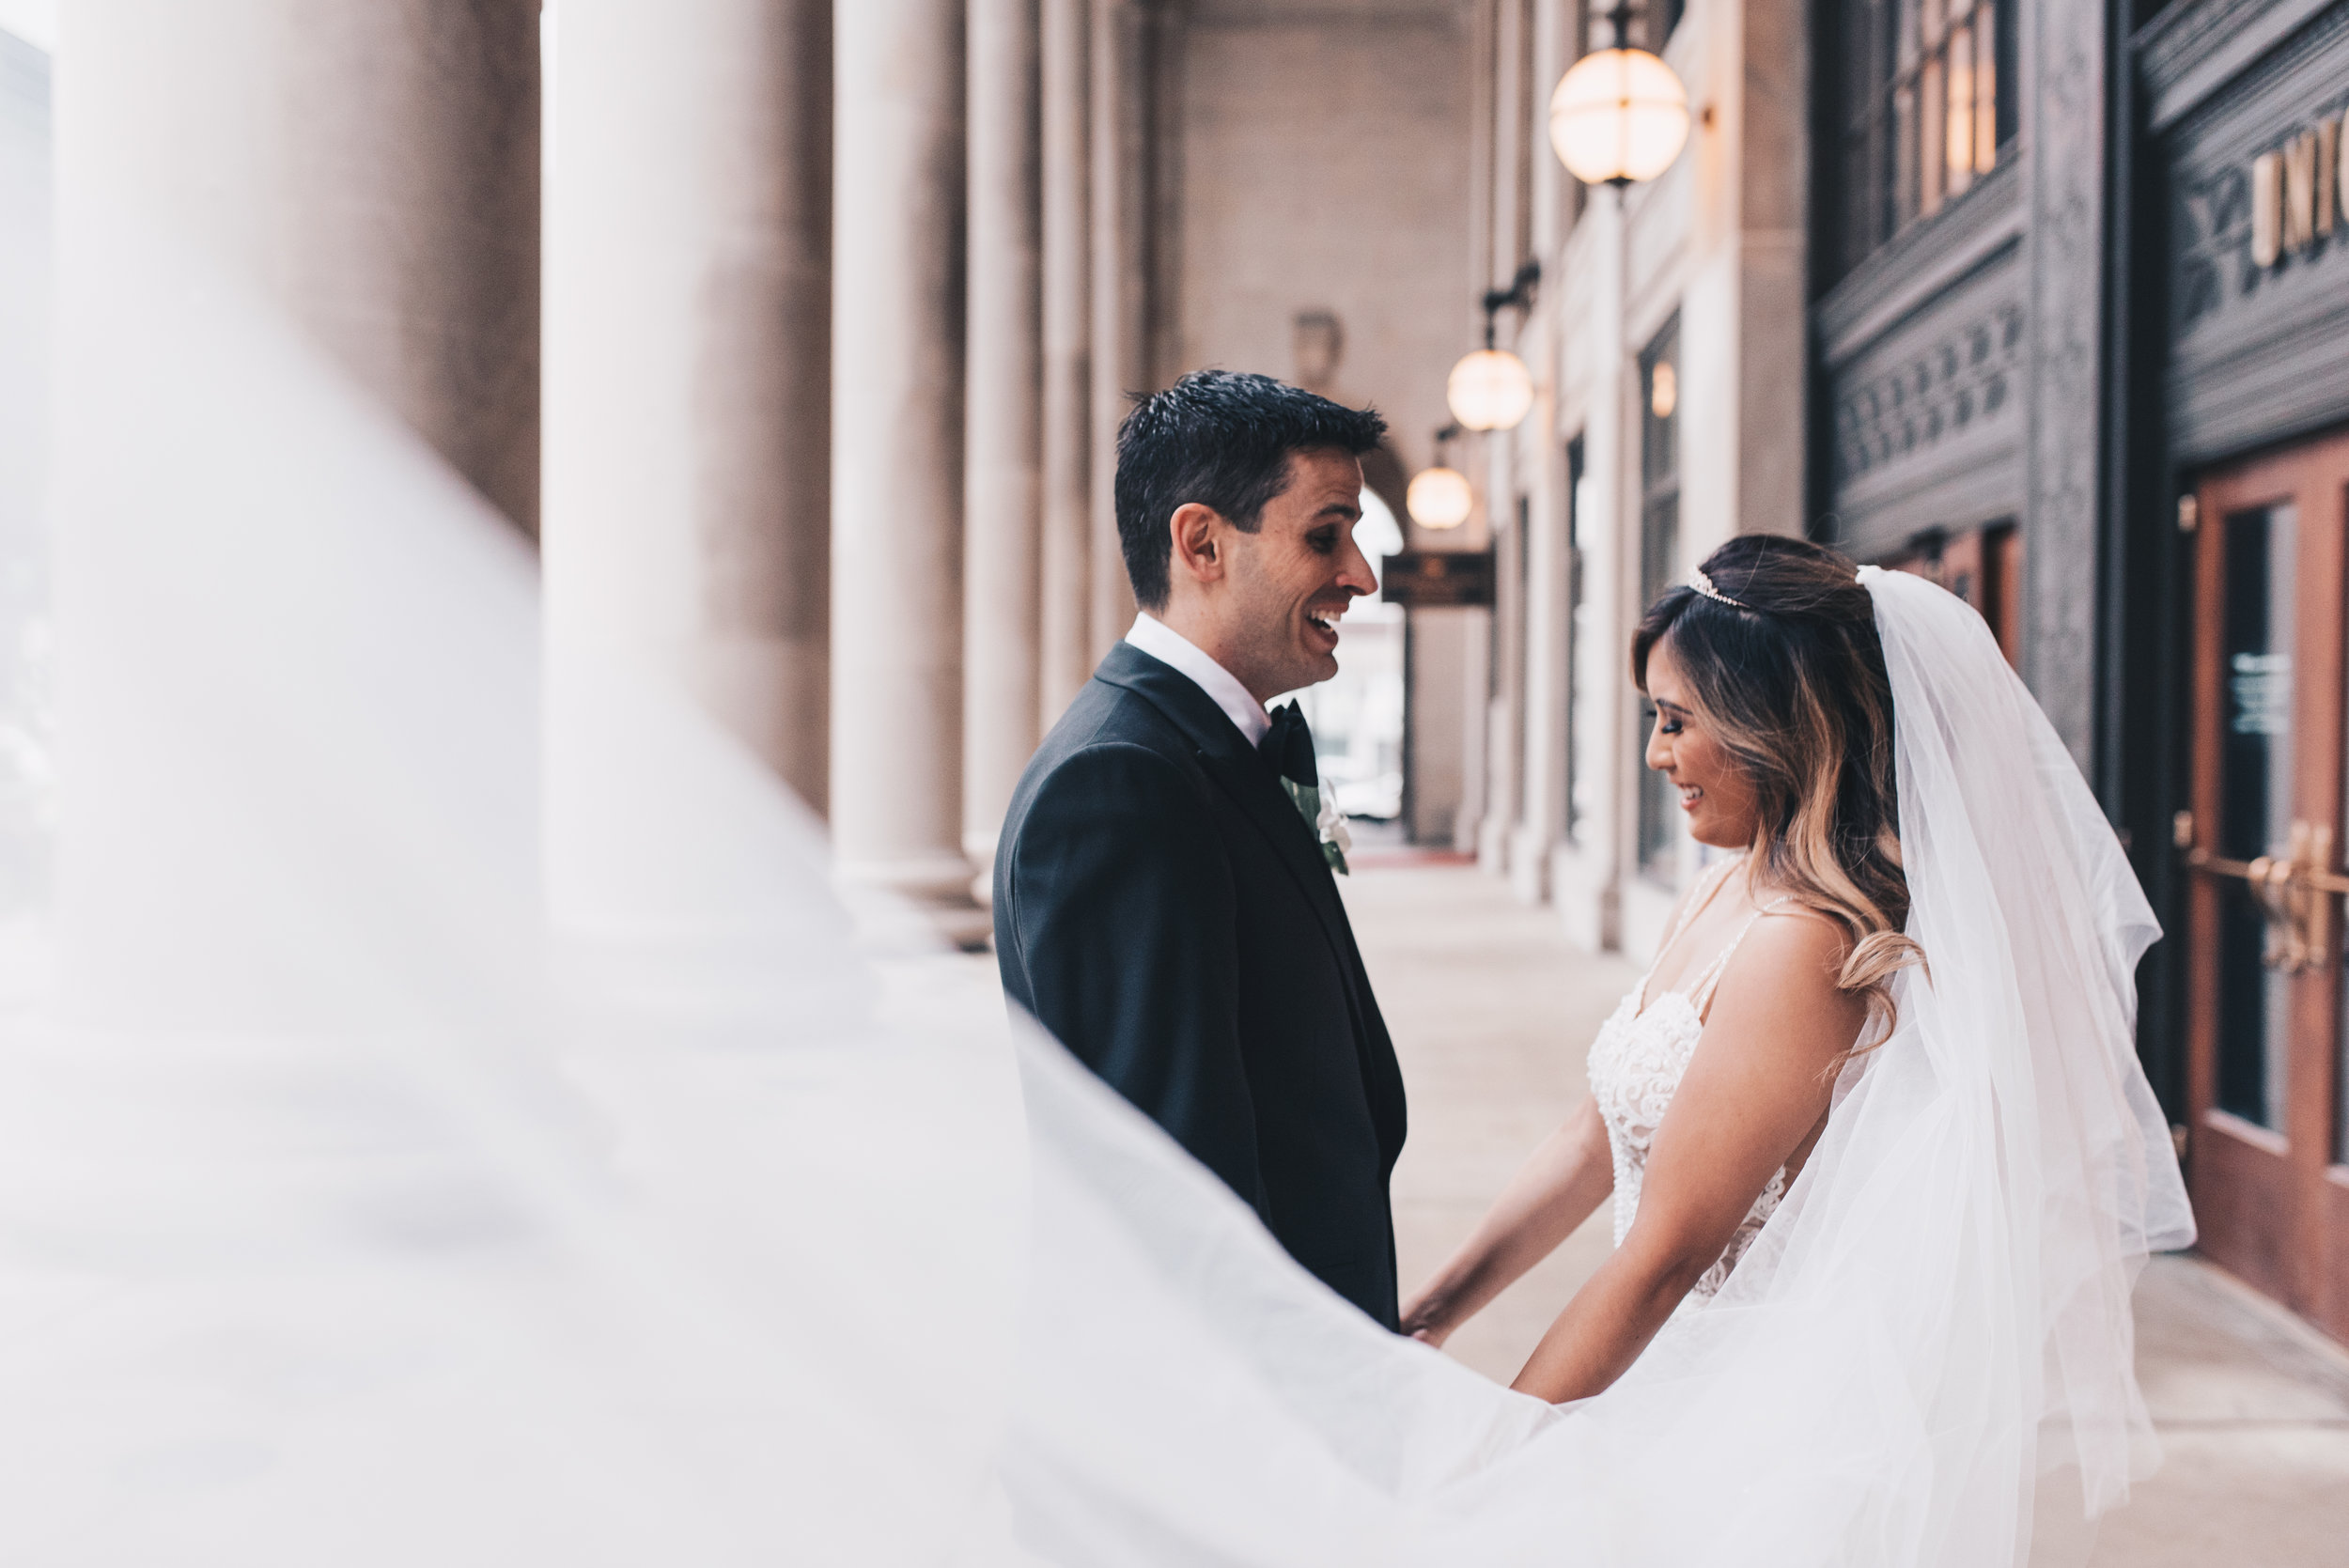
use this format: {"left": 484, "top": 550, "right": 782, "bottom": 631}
{"left": 1344, "top": 859, "right": 2349, "bottom": 1566}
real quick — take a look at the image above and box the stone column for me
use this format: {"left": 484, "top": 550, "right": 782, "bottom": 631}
{"left": 832, "top": 0, "right": 977, "bottom": 923}
{"left": 542, "top": 0, "right": 832, "bottom": 812}
{"left": 59, "top": 0, "right": 540, "bottom": 534}
{"left": 964, "top": 0, "right": 1045, "bottom": 892}
{"left": 1554, "top": 183, "right": 1629, "bottom": 955}
{"left": 1087, "top": 0, "right": 1143, "bottom": 657}
{"left": 2021, "top": 0, "right": 2108, "bottom": 771}
{"left": 1477, "top": 0, "right": 1529, "bottom": 876}
{"left": 53, "top": 0, "right": 539, "bottom": 1013}
{"left": 1450, "top": 0, "right": 1498, "bottom": 856}
{"left": 1038, "top": 0, "right": 1094, "bottom": 724}
{"left": 1513, "top": 0, "right": 1572, "bottom": 906}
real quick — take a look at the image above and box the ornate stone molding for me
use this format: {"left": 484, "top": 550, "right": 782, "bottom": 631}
{"left": 1834, "top": 303, "right": 2026, "bottom": 490}
{"left": 1815, "top": 159, "right": 2023, "bottom": 367}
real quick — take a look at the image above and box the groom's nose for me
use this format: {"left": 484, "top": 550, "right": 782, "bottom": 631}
{"left": 1334, "top": 534, "right": 1377, "bottom": 596}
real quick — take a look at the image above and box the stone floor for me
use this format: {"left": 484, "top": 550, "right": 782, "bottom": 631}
{"left": 1344, "top": 859, "right": 2349, "bottom": 1566}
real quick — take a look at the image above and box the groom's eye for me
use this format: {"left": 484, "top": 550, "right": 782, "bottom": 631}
{"left": 1306, "top": 526, "right": 1337, "bottom": 554}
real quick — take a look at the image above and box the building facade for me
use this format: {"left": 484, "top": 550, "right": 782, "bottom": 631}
{"left": 1447, "top": 0, "right": 2349, "bottom": 1343}
{"left": 1451, "top": 0, "right": 1810, "bottom": 961}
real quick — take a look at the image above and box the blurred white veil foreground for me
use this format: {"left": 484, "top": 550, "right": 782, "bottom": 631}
{"left": 3, "top": 210, "right": 2190, "bottom": 1565}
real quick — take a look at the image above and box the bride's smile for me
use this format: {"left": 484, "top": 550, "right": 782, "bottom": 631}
{"left": 1640, "top": 638, "right": 1762, "bottom": 851}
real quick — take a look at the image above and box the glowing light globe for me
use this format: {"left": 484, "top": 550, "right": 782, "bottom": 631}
{"left": 1445, "top": 348, "right": 1534, "bottom": 432}
{"left": 1548, "top": 47, "right": 1690, "bottom": 186}
{"left": 1406, "top": 466, "right": 1474, "bottom": 531}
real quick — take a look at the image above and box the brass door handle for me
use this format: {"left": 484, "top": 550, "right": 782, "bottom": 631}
{"left": 2185, "top": 819, "right": 2343, "bottom": 972}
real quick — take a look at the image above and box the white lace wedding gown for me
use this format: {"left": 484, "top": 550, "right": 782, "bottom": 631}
{"left": 1587, "top": 865, "right": 1793, "bottom": 1306}
{"left": 0, "top": 199, "right": 2191, "bottom": 1567}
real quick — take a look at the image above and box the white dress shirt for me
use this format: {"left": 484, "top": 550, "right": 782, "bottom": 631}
{"left": 1123, "top": 613, "right": 1271, "bottom": 748}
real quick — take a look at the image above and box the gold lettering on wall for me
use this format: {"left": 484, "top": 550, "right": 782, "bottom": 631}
{"left": 2285, "top": 132, "right": 2319, "bottom": 249}
{"left": 2250, "top": 114, "right": 2349, "bottom": 270}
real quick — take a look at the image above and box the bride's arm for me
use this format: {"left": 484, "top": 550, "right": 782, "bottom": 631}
{"left": 1398, "top": 1094, "right": 1613, "bottom": 1345}
{"left": 1510, "top": 915, "right": 1863, "bottom": 1403}
{"left": 1402, "top": 872, "right": 1734, "bottom": 1346}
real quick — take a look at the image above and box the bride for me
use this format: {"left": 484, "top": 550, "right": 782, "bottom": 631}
{"left": 1403, "top": 536, "right": 1933, "bottom": 1397}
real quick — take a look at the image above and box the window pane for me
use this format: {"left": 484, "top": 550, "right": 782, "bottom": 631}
{"left": 1921, "top": 55, "right": 1946, "bottom": 216}
{"left": 1894, "top": 81, "right": 1918, "bottom": 225}
{"left": 2217, "top": 504, "right": 2296, "bottom": 1129}
{"left": 1946, "top": 23, "right": 1974, "bottom": 194}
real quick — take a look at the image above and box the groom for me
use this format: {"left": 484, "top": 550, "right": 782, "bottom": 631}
{"left": 993, "top": 370, "right": 1408, "bottom": 1328}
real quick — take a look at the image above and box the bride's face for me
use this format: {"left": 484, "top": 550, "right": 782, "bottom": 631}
{"left": 1642, "top": 637, "right": 1763, "bottom": 850}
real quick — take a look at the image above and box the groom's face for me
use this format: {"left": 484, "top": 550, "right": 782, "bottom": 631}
{"left": 1218, "top": 447, "right": 1377, "bottom": 700}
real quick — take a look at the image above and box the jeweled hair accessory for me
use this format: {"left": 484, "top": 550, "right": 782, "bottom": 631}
{"left": 1690, "top": 568, "right": 1750, "bottom": 610}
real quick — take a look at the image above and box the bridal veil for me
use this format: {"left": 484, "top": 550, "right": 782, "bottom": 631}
{"left": 4, "top": 195, "right": 2186, "bottom": 1565}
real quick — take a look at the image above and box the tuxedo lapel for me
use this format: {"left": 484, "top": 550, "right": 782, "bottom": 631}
{"left": 1092, "top": 644, "right": 1361, "bottom": 977}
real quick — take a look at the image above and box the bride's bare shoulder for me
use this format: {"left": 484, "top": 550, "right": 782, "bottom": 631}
{"left": 1713, "top": 908, "right": 1866, "bottom": 1045}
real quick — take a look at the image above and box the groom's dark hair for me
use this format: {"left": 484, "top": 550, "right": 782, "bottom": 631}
{"left": 1114, "top": 369, "right": 1387, "bottom": 611}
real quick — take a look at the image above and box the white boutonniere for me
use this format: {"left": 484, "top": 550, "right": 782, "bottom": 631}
{"left": 1280, "top": 777, "right": 1351, "bottom": 876}
{"left": 1315, "top": 788, "right": 1353, "bottom": 876}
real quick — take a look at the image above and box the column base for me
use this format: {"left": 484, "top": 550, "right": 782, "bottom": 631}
{"left": 834, "top": 850, "right": 992, "bottom": 952}
{"left": 962, "top": 831, "right": 999, "bottom": 912}
{"left": 1507, "top": 822, "right": 1550, "bottom": 904}
{"left": 1475, "top": 814, "right": 1511, "bottom": 874}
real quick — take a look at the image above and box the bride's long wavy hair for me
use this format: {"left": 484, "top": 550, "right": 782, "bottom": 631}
{"left": 1632, "top": 535, "right": 1924, "bottom": 1035}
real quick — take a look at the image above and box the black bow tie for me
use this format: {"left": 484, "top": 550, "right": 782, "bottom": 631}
{"left": 1260, "top": 702, "right": 1317, "bottom": 789}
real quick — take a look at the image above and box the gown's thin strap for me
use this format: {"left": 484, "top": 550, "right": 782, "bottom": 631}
{"left": 1636, "top": 857, "right": 1741, "bottom": 1011}
{"left": 1688, "top": 896, "right": 1796, "bottom": 1019}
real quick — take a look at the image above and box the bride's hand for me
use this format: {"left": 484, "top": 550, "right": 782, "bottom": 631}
{"left": 1395, "top": 1099, "right": 1615, "bottom": 1353}
{"left": 1398, "top": 1293, "right": 1453, "bottom": 1346}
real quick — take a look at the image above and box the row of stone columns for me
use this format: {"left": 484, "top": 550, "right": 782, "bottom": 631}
{"left": 70, "top": 0, "right": 1145, "bottom": 936}
{"left": 816, "top": 0, "right": 1145, "bottom": 924}
{"left": 546, "top": 0, "right": 1152, "bottom": 928}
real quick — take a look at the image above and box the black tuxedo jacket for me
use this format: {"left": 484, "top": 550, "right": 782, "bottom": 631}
{"left": 993, "top": 641, "right": 1408, "bottom": 1327}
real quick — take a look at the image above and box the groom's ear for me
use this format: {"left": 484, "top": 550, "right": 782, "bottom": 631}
{"left": 1168, "top": 502, "right": 1228, "bottom": 589}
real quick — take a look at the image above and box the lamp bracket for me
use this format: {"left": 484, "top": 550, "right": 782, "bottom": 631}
{"left": 1479, "top": 259, "right": 1542, "bottom": 348}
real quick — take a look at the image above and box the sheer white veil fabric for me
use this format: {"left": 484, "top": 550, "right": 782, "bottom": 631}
{"left": 11, "top": 191, "right": 2187, "bottom": 1564}
{"left": 991, "top": 566, "right": 2194, "bottom": 1565}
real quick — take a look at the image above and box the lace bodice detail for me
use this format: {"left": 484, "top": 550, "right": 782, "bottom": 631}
{"left": 1585, "top": 864, "right": 1790, "bottom": 1306}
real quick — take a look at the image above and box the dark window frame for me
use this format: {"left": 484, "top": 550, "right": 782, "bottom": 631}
{"left": 1827, "top": 0, "right": 2018, "bottom": 283}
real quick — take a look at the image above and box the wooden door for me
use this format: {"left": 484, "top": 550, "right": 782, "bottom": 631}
{"left": 2185, "top": 434, "right": 2349, "bottom": 1343}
